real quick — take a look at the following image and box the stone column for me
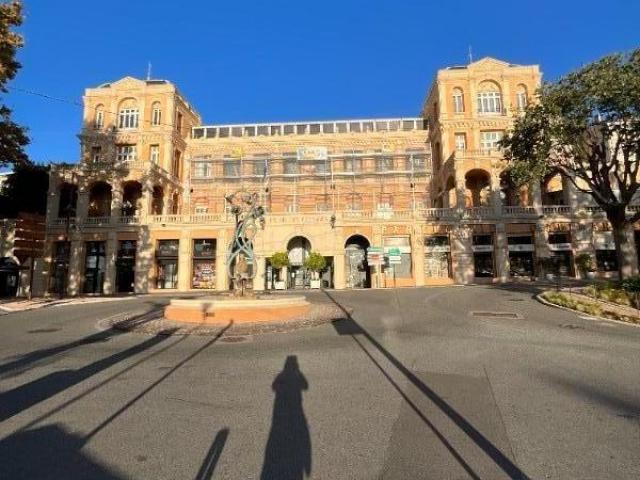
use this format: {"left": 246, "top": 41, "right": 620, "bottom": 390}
{"left": 67, "top": 234, "right": 84, "bottom": 296}
{"left": 534, "top": 222, "right": 552, "bottom": 278}
{"left": 412, "top": 230, "right": 425, "bottom": 287}
{"left": 110, "top": 183, "right": 123, "bottom": 221}
{"left": 253, "top": 255, "right": 266, "bottom": 291}
{"left": 42, "top": 238, "right": 55, "bottom": 296}
{"left": 103, "top": 231, "right": 118, "bottom": 294}
{"left": 333, "top": 253, "right": 345, "bottom": 289}
{"left": 490, "top": 171, "right": 503, "bottom": 216}
{"left": 451, "top": 225, "right": 473, "bottom": 284}
{"left": 76, "top": 188, "right": 89, "bottom": 223}
{"left": 139, "top": 180, "right": 153, "bottom": 220}
{"left": 46, "top": 174, "right": 61, "bottom": 221}
{"left": 178, "top": 230, "right": 191, "bottom": 291}
{"left": 563, "top": 175, "right": 579, "bottom": 211}
{"left": 216, "top": 230, "right": 229, "bottom": 291}
{"left": 135, "top": 227, "right": 152, "bottom": 293}
{"left": 455, "top": 166, "right": 467, "bottom": 210}
{"left": 531, "top": 181, "right": 544, "bottom": 215}
{"left": 494, "top": 223, "right": 510, "bottom": 282}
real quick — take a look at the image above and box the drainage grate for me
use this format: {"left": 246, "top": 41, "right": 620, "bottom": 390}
{"left": 471, "top": 311, "right": 522, "bottom": 319}
{"left": 220, "top": 336, "right": 249, "bottom": 343}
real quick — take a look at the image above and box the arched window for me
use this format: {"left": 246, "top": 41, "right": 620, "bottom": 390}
{"left": 94, "top": 104, "right": 104, "bottom": 129}
{"left": 516, "top": 84, "right": 528, "bottom": 110}
{"left": 452, "top": 88, "right": 464, "bottom": 113}
{"left": 118, "top": 98, "right": 139, "bottom": 129}
{"left": 477, "top": 81, "right": 502, "bottom": 114}
{"left": 151, "top": 101, "right": 162, "bottom": 126}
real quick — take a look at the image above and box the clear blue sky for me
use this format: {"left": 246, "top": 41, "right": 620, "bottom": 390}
{"left": 5, "top": 0, "right": 639, "bottom": 163}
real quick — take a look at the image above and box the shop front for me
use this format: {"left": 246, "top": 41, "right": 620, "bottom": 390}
{"left": 192, "top": 239, "right": 216, "bottom": 289}
{"left": 548, "top": 231, "right": 574, "bottom": 276}
{"left": 50, "top": 241, "right": 70, "bottom": 296}
{"left": 84, "top": 241, "right": 106, "bottom": 294}
{"left": 424, "top": 234, "right": 452, "bottom": 281}
{"left": 383, "top": 236, "right": 413, "bottom": 287}
{"left": 156, "top": 239, "right": 179, "bottom": 289}
{"left": 116, "top": 240, "right": 136, "bottom": 293}
{"left": 507, "top": 235, "right": 535, "bottom": 277}
{"left": 472, "top": 233, "right": 495, "bottom": 278}
{"left": 594, "top": 231, "right": 618, "bottom": 274}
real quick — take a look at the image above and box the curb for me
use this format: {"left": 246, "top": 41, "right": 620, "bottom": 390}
{"left": 535, "top": 292, "right": 640, "bottom": 328}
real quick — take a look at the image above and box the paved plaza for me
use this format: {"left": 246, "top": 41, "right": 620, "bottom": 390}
{"left": 0, "top": 286, "right": 639, "bottom": 479}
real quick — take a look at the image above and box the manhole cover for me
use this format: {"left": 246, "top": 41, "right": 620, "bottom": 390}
{"left": 470, "top": 311, "right": 523, "bottom": 319}
{"left": 220, "top": 336, "right": 248, "bottom": 343}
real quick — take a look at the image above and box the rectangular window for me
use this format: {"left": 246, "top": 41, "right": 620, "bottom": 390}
{"left": 383, "top": 236, "right": 412, "bottom": 278}
{"left": 152, "top": 107, "right": 161, "bottom": 126}
{"left": 284, "top": 157, "right": 298, "bottom": 175}
{"left": 455, "top": 133, "right": 467, "bottom": 151}
{"left": 172, "top": 150, "right": 181, "bottom": 177}
{"left": 193, "top": 161, "right": 212, "bottom": 178}
{"left": 344, "top": 151, "right": 362, "bottom": 173}
{"left": 376, "top": 153, "right": 393, "bottom": 172}
{"left": 91, "top": 146, "right": 102, "bottom": 163}
{"left": 116, "top": 144, "right": 136, "bottom": 162}
{"left": 406, "top": 149, "right": 426, "bottom": 170}
{"left": 176, "top": 112, "right": 183, "bottom": 132}
{"left": 223, "top": 160, "right": 240, "bottom": 177}
{"left": 516, "top": 92, "right": 528, "bottom": 110}
{"left": 94, "top": 110, "right": 104, "bottom": 129}
{"left": 254, "top": 158, "right": 268, "bottom": 177}
{"left": 149, "top": 144, "right": 159, "bottom": 164}
{"left": 118, "top": 109, "right": 139, "bottom": 129}
{"left": 453, "top": 94, "right": 464, "bottom": 113}
{"left": 194, "top": 206, "right": 208, "bottom": 214}
{"left": 480, "top": 131, "right": 504, "bottom": 152}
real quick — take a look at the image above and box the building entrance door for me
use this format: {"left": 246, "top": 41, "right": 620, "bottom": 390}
{"left": 345, "top": 235, "right": 371, "bottom": 288}
{"left": 84, "top": 241, "right": 106, "bottom": 294}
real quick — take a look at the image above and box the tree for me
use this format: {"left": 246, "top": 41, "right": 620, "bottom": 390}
{"left": 303, "top": 251, "right": 326, "bottom": 277}
{"left": 0, "top": 162, "right": 49, "bottom": 217}
{"left": 0, "top": 1, "right": 29, "bottom": 167}
{"left": 501, "top": 49, "right": 640, "bottom": 279}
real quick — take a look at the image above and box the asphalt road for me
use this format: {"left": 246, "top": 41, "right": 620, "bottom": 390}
{"left": 0, "top": 285, "right": 638, "bottom": 479}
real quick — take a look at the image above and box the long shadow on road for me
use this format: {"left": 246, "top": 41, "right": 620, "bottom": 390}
{"left": 324, "top": 290, "right": 530, "bottom": 480}
{"left": 260, "top": 355, "right": 311, "bottom": 480}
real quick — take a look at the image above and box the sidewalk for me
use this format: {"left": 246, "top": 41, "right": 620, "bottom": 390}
{"left": 0, "top": 295, "right": 136, "bottom": 313}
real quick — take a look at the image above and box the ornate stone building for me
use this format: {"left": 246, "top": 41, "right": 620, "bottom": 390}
{"left": 43, "top": 57, "right": 623, "bottom": 295}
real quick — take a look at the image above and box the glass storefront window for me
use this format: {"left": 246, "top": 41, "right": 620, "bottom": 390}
{"left": 473, "top": 234, "right": 494, "bottom": 277}
{"left": 84, "top": 241, "right": 106, "bottom": 294}
{"left": 156, "top": 240, "right": 179, "bottom": 289}
{"left": 596, "top": 250, "right": 618, "bottom": 272}
{"left": 384, "top": 236, "right": 412, "bottom": 278}
{"left": 192, "top": 239, "right": 216, "bottom": 289}
{"left": 424, "top": 235, "right": 451, "bottom": 278}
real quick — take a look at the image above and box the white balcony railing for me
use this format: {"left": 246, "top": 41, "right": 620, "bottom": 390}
{"left": 84, "top": 216, "right": 111, "bottom": 225}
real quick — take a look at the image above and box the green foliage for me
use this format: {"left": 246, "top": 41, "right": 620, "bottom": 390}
{"left": 0, "top": 162, "right": 49, "bottom": 216}
{"left": 582, "top": 282, "right": 632, "bottom": 306}
{"left": 621, "top": 275, "right": 640, "bottom": 293}
{"left": 544, "top": 291, "right": 603, "bottom": 316}
{"left": 575, "top": 253, "right": 595, "bottom": 273}
{"left": 303, "top": 251, "right": 326, "bottom": 272}
{"left": 500, "top": 49, "right": 640, "bottom": 217}
{"left": 0, "top": 1, "right": 29, "bottom": 167}
{"left": 269, "top": 251, "right": 289, "bottom": 269}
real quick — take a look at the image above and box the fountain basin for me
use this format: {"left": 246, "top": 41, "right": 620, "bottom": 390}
{"left": 164, "top": 295, "right": 310, "bottom": 324}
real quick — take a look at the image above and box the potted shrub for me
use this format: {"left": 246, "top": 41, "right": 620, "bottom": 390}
{"left": 304, "top": 251, "right": 326, "bottom": 289}
{"left": 269, "top": 251, "right": 289, "bottom": 290}
{"left": 576, "top": 253, "right": 596, "bottom": 279}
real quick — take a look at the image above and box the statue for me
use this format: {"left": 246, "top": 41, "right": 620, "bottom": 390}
{"left": 225, "top": 190, "right": 265, "bottom": 296}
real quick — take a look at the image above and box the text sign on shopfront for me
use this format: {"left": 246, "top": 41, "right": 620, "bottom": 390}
{"left": 472, "top": 245, "right": 494, "bottom": 253}
{"left": 297, "top": 146, "right": 328, "bottom": 161}
{"left": 508, "top": 244, "right": 535, "bottom": 252}
{"left": 549, "top": 243, "right": 572, "bottom": 251}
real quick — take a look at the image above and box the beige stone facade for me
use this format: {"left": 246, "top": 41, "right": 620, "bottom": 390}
{"left": 43, "top": 57, "right": 629, "bottom": 296}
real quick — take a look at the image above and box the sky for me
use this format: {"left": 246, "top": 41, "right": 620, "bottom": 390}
{"left": 5, "top": 0, "right": 640, "bottom": 163}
